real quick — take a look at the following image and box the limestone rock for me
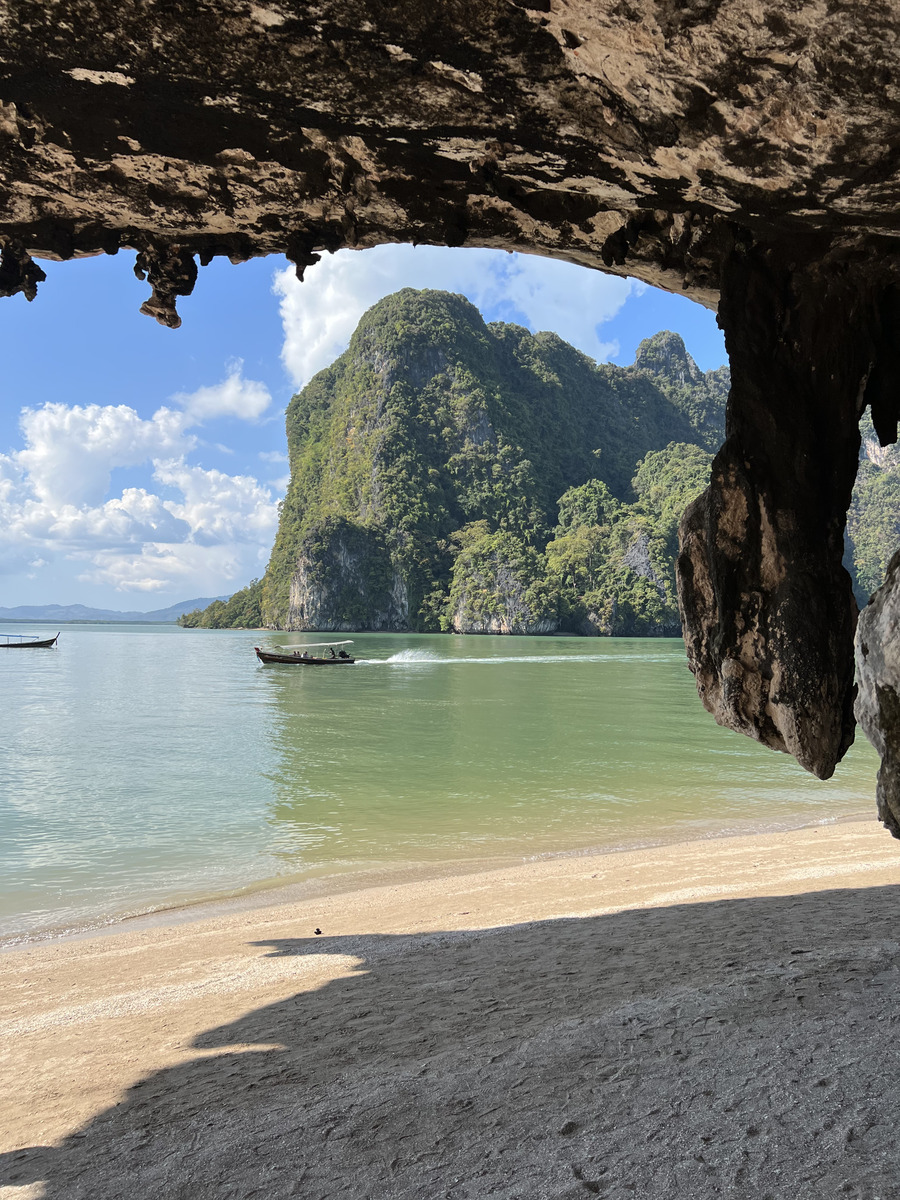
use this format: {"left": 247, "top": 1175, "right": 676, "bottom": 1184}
{"left": 621, "top": 532, "right": 666, "bottom": 597}
{"left": 447, "top": 554, "right": 558, "bottom": 635}
{"left": 6, "top": 0, "right": 900, "bottom": 320}
{"left": 633, "top": 332, "right": 702, "bottom": 389}
{"left": 676, "top": 247, "right": 900, "bottom": 781}
{"left": 578, "top": 607, "right": 615, "bottom": 638}
{"left": 287, "top": 519, "right": 408, "bottom": 632}
{"left": 855, "top": 552, "right": 900, "bottom": 838}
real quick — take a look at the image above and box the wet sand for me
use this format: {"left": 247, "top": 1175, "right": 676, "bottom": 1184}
{"left": 1, "top": 820, "right": 899, "bottom": 1198}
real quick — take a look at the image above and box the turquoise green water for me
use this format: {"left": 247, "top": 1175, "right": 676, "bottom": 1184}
{"left": 0, "top": 626, "right": 880, "bottom": 942}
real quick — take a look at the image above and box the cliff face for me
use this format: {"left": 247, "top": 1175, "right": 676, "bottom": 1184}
{"left": 286, "top": 518, "right": 408, "bottom": 632}
{"left": 855, "top": 553, "right": 900, "bottom": 838}
{"left": 262, "top": 288, "right": 727, "bottom": 634}
{"left": 445, "top": 533, "right": 558, "bottom": 635}
{"left": 621, "top": 533, "right": 670, "bottom": 612}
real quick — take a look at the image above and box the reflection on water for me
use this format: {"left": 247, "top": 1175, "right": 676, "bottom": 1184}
{"left": 0, "top": 626, "right": 880, "bottom": 941}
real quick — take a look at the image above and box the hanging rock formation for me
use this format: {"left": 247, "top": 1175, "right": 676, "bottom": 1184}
{"left": 678, "top": 252, "right": 900, "bottom": 780}
{"left": 5, "top": 0, "right": 900, "bottom": 803}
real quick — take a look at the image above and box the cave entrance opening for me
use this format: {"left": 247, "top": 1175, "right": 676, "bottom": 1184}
{"left": 5, "top": 240, "right": 900, "bottom": 825}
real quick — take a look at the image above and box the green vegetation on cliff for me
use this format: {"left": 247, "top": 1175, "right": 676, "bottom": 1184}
{"left": 182, "top": 290, "right": 900, "bottom": 636}
{"left": 257, "top": 289, "right": 728, "bottom": 634}
{"left": 847, "top": 415, "right": 900, "bottom": 603}
{"left": 444, "top": 526, "right": 558, "bottom": 634}
{"left": 545, "top": 443, "right": 714, "bottom": 635}
{"left": 178, "top": 579, "right": 263, "bottom": 628}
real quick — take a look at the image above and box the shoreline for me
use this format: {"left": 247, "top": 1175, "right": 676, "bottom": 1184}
{"left": 0, "top": 806, "right": 873, "bottom": 951}
{"left": 2, "top": 819, "right": 900, "bottom": 1196}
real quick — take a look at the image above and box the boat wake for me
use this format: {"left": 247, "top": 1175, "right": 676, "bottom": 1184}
{"left": 358, "top": 648, "right": 681, "bottom": 667}
{"left": 375, "top": 649, "right": 444, "bottom": 665}
{"left": 358, "top": 650, "right": 625, "bottom": 667}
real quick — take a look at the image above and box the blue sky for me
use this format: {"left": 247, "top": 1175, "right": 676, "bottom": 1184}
{"left": 0, "top": 246, "right": 726, "bottom": 610}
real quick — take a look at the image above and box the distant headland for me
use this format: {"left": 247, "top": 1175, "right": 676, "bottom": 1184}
{"left": 0, "top": 598, "right": 229, "bottom": 624}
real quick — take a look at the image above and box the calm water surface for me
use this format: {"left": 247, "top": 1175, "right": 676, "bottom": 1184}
{"left": 0, "top": 625, "right": 879, "bottom": 941}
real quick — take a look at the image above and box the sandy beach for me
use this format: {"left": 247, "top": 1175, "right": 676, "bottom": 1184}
{"left": 1, "top": 820, "right": 899, "bottom": 1199}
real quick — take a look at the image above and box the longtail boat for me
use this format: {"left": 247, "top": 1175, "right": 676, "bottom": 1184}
{"left": 255, "top": 639, "right": 355, "bottom": 665}
{"left": 1, "top": 632, "right": 59, "bottom": 648}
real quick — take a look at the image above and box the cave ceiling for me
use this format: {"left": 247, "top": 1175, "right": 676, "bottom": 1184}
{"left": 5, "top": 0, "right": 900, "bottom": 804}
{"left": 3, "top": 0, "right": 900, "bottom": 320}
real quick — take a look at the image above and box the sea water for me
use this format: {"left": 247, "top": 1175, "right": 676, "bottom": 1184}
{"left": 0, "top": 625, "right": 879, "bottom": 942}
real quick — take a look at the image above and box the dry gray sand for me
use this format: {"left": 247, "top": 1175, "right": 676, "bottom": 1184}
{"left": 1, "top": 822, "right": 900, "bottom": 1199}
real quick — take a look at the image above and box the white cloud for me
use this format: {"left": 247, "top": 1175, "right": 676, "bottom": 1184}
{"left": 37, "top": 489, "right": 190, "bottom": 548}
{"left": 274, "top": 244, "right": 639, "bottom": 387}
{"left": 14, "top": 402, "right": 189, "bottom": 508}
{"left": 174, "top": 362, "right": 272, "bottom": 424}
{"left": 75, "top": 540, "right": 271, "bottom": 594}
{"left": 5, "top": 362, "right": 272, "bottom": 527}
{"left": 154, "top": 460, "right": 279, "bottom": 546}
{"left": 1, "top": 388, "right": 280, "bottom": 596}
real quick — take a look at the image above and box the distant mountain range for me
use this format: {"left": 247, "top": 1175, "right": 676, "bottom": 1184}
{"left": 0, "top": 598, "right": 230, "bottom": 623}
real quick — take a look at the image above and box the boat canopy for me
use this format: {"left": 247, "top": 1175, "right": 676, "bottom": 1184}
{"left": 282, "top": 640, "right": 354, "bottom": 649}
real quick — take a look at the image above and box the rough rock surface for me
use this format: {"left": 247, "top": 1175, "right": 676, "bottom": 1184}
{"left": 578, "top": 608, "right": 615, "bottom": 637}
{"left": 676, "top": 250, "right": 899, "bottom": 779}
{"left": 621, "top": 532, "right": 666, "bottom": 596}
{"left": 287, "top": 524, "right": 409, "bottom": 632}
{"left": 447, "top": 557, "right": 559, "bottom": 635}
{"left": 6, "top": 0, "right": 900, "bottom": 311}
{"left": 855, "top": 551, "right": 900, "bottom": 837}
{"left": 6, "top": 0, "right": 900, "bottom": 785}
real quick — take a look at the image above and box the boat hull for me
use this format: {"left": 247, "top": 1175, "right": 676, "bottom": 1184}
{"left": 1, "top": 633, "right": 59, "bottom": 648}
{"left": 255, "top": 648, "right": 355, "bottom": 665}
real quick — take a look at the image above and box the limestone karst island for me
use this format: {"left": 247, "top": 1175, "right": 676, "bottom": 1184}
{"left": 184, "top": 288, "right": 898, "bottom": 642}
{"left": 3, "top": 2, "right": 900, "bottom": 1198}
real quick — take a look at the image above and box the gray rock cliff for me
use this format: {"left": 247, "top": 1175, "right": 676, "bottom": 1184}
{"left": 286, "top": 520, "right": 408, "bottom": 633}
{"left": 855, "top": 551, "right": 900, "bottom": 837}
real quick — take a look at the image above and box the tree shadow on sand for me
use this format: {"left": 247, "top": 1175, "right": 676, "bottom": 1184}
{"left": 3, "top": 886, "right": 900, "bottom": 1199}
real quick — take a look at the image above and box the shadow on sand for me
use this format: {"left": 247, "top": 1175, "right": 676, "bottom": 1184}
{"left": 2, "top": 885, "right": 899, "bottom": 1199}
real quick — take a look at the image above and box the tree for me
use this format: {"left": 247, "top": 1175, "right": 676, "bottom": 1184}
{"left": 177, "top": 580, "right": 263, "bottom": 629}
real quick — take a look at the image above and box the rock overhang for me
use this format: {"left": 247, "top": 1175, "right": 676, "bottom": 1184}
{"left": 4, "top": 0, "right": 900, "bottom": 322}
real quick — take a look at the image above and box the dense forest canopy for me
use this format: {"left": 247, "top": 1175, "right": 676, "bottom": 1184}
{"left": 182, "top": 289, "right": 898, "bottom": 635}
{"left": 178, "top": 578, "right": 263, "bottom": 629}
